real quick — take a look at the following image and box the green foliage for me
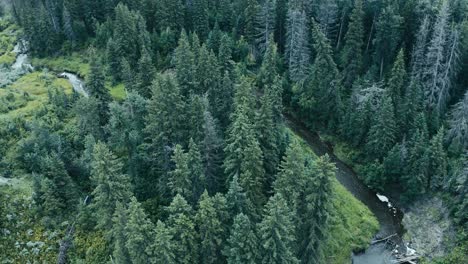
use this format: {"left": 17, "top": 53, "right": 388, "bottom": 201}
{"left": 258, "top": 193, "right": 298, "bottom": 264}
{"left": 90, "top": 142, "right": 133, "bottom": 235}
{"left": 223, "top": 213, "right": 259, "bottom": 264}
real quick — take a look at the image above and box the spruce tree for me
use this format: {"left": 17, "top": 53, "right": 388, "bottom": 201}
{"left": 38, "top": 153, "right": 77, "bottom": 221}
{"left": 273, "top": 140, "right": 306, "bottom": 210}
{"left": 285, "top": 1, "right": 309, "bottom": 82}
{"left": 112, "top": 202, "right": 131, "bottom": 264}
{"left": 188, "top": 138, "right": 206, "bottom": 202}
{"left": 223, "top": 213, "right": 259, "bottom": 264}
{"left": 373, "top": 1, "right": 403, "bottom": 79}
{"left": 387, "top": 49, "right": 407, "bottom": 132}
{"left": 224, "top": 77, "right": 266, "bottom": 208}
{"left": 193, "top": 0, "right": 209, "bottom": 39}
{"left": 257, "top": 36, "right": 280, "bottom": 90}
{"left": 296, "top": 21, "right": 342, "bottom": 128}
{"left": 136, "top": 47, "right": 155, "bottom": 97}
{"left": 166, "top": 194, "right": 199, "bottom": 264}
{"left": 299, "top": 155, "right": 334, "bottom": 264}
{"left": 403, "top": 122, "right": 429, "bottom": 201}
{"left": 256, "top": 0, "right": 276, "bottom": 55}
{"left": 428, "top": 126, "right": 448, "bottom": 190}
{"left": 256, "top": 91, "right": 280, "bottom": 191}
{"left": 226, "top": 174, "right": 253, "bottom": 219}
{"left": 144, "top": 73, "right": 186, "bottom": 197}
{"left": 90, "top": 143, "right": 133, "bottom": 235}
{"left": 173, "top": 31, "right": 196, "bottom": 96}
{"left": 125, "top": 197, "right": 154, "bottom": 263}
{"left": 196, "top": 191, "right": 226, "bottom": 264}
{"left": 168, "top": 144, "right": 192, "bottom": 200}
{"left": 366, "top": 94, "right": 397, "bottom": 159}
{"left": 208, "top": 72, "right": 234, "bottom": 132}
{"left": 86, "top": 50, "right": 112, "bottom": 127}
{"left": 258, "top": 193, "right": 298, "bottom": 264}
{"left": 447, "top": 90, "right": 468, "bottom": 153}
{"left": 340, "top": 0, "right": 364, "bottom": 89}
{"left": 202, "top": 108, "right": 225, "bottom": 193}
{"left": 148, "top": 220, "right": 176, "bottom": 264}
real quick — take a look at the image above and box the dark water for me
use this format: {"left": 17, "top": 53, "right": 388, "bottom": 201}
{"left": 285, "top": 115, "right": 404, "bottom": 263}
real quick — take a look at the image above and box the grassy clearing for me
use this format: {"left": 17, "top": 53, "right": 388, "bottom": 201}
{"left": 0, "top": 71, "right": 73, "bottom": 119}
{"left": 289, "top": 128, "right": 379, "bottom": 263}
{"left": 32, "top": 52, "right": 90, "bottom": 77}
{"left": 108, "top": 82, "right": 126, "bottom": 101}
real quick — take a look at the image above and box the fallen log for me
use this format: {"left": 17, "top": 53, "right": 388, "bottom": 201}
{"left": 394, "top": 255, "right": 419, "bottom": 264}
{"left": 371, "top": 233, "right": 397, "bottom": 244}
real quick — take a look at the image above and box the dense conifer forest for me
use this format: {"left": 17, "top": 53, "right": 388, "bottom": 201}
{"left": 0, "top": 0, "right": 467, "bottom": 263}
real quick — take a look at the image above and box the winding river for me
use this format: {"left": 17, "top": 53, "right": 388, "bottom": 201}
{"left": 11, "top": 41, "right": 87, "bottom": 97}
{"left": 285, "top": 115, "right": 405, "bottom": 264}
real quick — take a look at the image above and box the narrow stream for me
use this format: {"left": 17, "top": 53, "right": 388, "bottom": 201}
{"left": 285, "top": 115, "right": 405, "bottom": 264}
{"left": 10, "top": 41, "right": 87, "bottom": 97}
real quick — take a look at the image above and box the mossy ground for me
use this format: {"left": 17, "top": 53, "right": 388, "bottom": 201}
{"left": 0, "top": 19, "right": 19, "bottom": 66}
{"left": 32, "top": 52, "right": 90, "bottom": 77}
{"left": 289, "top": 128, "right": 379, "bottom": 263}
{"left": 0, "top": 71, "right": 73, "bottom": 119}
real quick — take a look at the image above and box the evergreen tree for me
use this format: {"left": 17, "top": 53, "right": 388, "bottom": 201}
{"left": 256, "top": 0, "right": 276, "bottom": 55}
{"left": 193, "top": 0, "right": 209, "bottom": 39}
{"left": 187, "top": 95, "right": 206, "bottom": 145}
{"left": 188, "top": 138, "right": 206, "bottom": 202}
{"left": 90, "top": 143, "right": 133, "bottom": 235}
{"left": 226, "top": 174, "right": 253, "bottom": 219}
{"left": 136, "top": 47, "right": 155, "bottom": 97}
{"left": 428, "top": 126, "right": 448, "bottom": 190}
{"left": 208, "top": 72, "right": 234, "bottom": 132}
{"left": 258, "top": 193, "right": 298, "bottom": 264}
{"left": 299, "top": 155, "right": 334, "bottom": 263}
{"left": 144, "top": 73, "right": 186, "bottom": 197}
{"left": 273, "top": 140, "right": 305, "bottom": 210}
{"left": 125, "top": 197, "right": 154, "bottom": 263}
{"left": 366, "top": 94, "right": 397, "bottom": 159}
{"left": 296, "top": 21, "right": 342, "bottom": 129}
{"left": 256, "top": 90, "right": 280, "bottom": 191}
{"left": 447, "top": 90, "right": 468, "bottom": 153}
{"left": 387, "top": 49, "right": 407, "bottom": 131}
{"left": 196, "top": 45, "right": 221, "bottom": 95}
{"left": 37, "top": 153, "right": 77, "bottom": 222}
{"left": 372, "top": 1, "right": 403, "bottom": 79}
{"left": 196, "top": 191, "right": 226, "bottom": 264}
{"left": 224, "top": 77, "right": 266, "bottom": 208}
{"left": 218, "top": 34, "right": 234, "bottom": 74}
{"left": 242, "top": 0, "right": 260, "bottom": 44}
{"left": 340, "top": 0, "right": 364, "bottom": 89}
{"left": 169, "top": 144, "right": 192, "bottom": 200}
{"left": 403, "top": 120, "right": 429, "bottom": 201}
{"left": 174, "top": 31, "right": 196, "bottom": 96}
{"left": 202, "top": 108, "right": 225, "bottom": 193}
{"left": 166, "top": 194, "right": 199, "bottom": 264}
{"left": 112, "top": 202, "right": 131, "bottom": 264}
{"left": 258, "top": 36, "right": 280, "bottom": 89}
{"left": 410, "top": 15, "right": 430, "bottom": 84}
{"left": 148, "top": 220, "right": 176, "bottom": 264}
{"left": 86, "top": 49, "right": 112, "bottom": 127}
{"left": 223, "top": 213, "right": 259, "bottom": 264}
{"left": 157, "top": 0, "right": 184, "bottom": 31}
{"left": 285, "top": 1, "right": 309, "bottom": 82}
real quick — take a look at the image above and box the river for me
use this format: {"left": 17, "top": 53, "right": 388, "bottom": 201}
{"left": 285, "top": 115, "right": 406, "bottom": 264}
{"left": 10, "top": 41, "right": 87, "bottom": 97}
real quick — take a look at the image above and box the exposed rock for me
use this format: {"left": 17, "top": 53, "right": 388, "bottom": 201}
{"left": 402, "top": 196, "right": 456, "bottom": 259}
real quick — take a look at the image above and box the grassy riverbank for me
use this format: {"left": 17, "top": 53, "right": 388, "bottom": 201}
{"left": 290, "top": 128, "right": 379, "bottom": 263}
